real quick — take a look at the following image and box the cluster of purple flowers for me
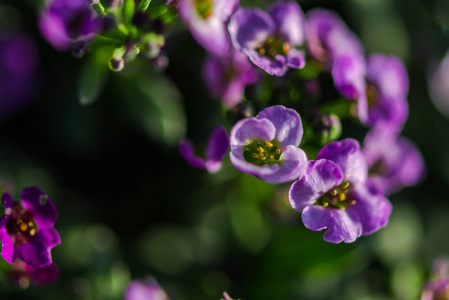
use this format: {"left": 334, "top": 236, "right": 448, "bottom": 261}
{"left": 177, "top": 1, "right": 425, "bottom": 244}
{"left": 0, "top": 187, "right": 60, "bottom": 285}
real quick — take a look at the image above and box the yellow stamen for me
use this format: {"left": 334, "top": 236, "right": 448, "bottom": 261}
{"left": 322, "top": 202, "right": 328, "bottom": 208}
{"left": 276, "top": 149, "right": 281, "bottom": 155}
{"left": 265, "top": 142, "right": 273, "bottom": 147}
{"left": 330, "top": 190, "right": 338, "bottom": 196}
{"left": 340, "top": 182, "right": 350, "bottom": 189}
{"left": 20, "top": 223, "right": 28, "bottom": 231}
{"left": 30, "top": 229, "right": 36, "bottom": 236}
{"left": 283, "top": 43, "right": 291, "bottom": 53}
{"left": 269, "top": 155, "right": 274, "bottom": 161}
{"left": 339, "top": 193, "right": 346, "bottom": 201}
{"left": 258, "top": 48, "right": 266, "bottom": 55}
{"left": 28, "top": 221, "right": 34, "bottom": 227}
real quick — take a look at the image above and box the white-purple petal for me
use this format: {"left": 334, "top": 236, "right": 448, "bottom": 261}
{"left": 316, "top": 139, "right": 367, "bottom": 185}
{"left": 179, "top": 139, "right": 207, "bottom": 170}
{"left": 332, "top": 54, "right": 366, "bottom": 101}
{"left": 256, "top": 105, "right": 303, "bottom": 149}
{"left": 229, "top": 150, "right": 280, "bottom": 178}
{"left": 268, "top": 1, "right": 306, "bottom": 46}
{"left": 230, "top": 117, "right": 276, "bottom": 147}
{"left": 244, "top": 48, "right": 287, "bottom": 76}
{"left": 301, "top": 205, "right": 362, "bottom": 243}
{"left": 285, "top": 48, "right": 306, "bottom": 69}
{"left": 259, "top": 145, "right": 307, "bottom": 183}
{"left": 17, "top": 228, "right": 61, "bottom": 268}
{"left": 289, "top": 159, "right": 344, "bottom": 211}
{"left": 125, "top": 277, "right": 170, "bottom": 300}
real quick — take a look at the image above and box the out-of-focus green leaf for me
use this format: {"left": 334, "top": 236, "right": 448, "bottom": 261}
{"left": 391, "top": 262, "right": 424, "bottom": 300}
{"left": 116, "top": 69, "right": 186, "bottom": 146}
{"left": 123, "top": 0, "right": 136, "bottom": 32}
{"left": 79, "top": 56, "right": 108, "bottom": 106}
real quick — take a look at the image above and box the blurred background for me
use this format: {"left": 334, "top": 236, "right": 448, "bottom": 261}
{"left": 0, "top": 0, "right": 449, "bottom": 299}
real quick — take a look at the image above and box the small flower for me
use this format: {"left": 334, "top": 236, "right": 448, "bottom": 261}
{"left": 289, "top": 139, "right": 392, "bottom": 243}
{"left": 363, "top": 54, "right": 409, "bottom": 127}
{"left": 10, "top": 259, "right": 59, "bottom": 288}
{"left": 0, "top": 187, "right": 61, "bottom": 268}
{"left": 203, "top": 50, "right": 259, "bottom": 108}
{"left": 178, "top": 0, "right": 239, "bottom": 57}
{"left": 228, "top": 1, "right": 306, "bottom": 76}
{"left": 222, "top": 292, "right": 235, "bottom": 300}
{"left": 306, "top": 9, "right": 363, "bottom": 68}
{"left": 363, "top": 124, "right": 425, "bottom": 195}
{"left": 421, "top": 258, "right": 449, "bottom": 300}
{"left": 180, "top": 125, "right": 229, "bottom": 173}
{"left": 125, "top": 277, "right": 170, "bottom": 300}
{"left": 229, "top": 105, "right": 307, "bottom": 183}
{"left": 39, "top": 0, "right": 103, "bottom": 51}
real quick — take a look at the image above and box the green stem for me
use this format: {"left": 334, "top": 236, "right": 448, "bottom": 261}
{"left": 92, "top": 3, "right": 107, "bottom": 16}
{"left": 137, "top": 0, "right": 152, "bottom": 12}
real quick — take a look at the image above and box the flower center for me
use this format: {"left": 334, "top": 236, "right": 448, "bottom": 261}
{"left": 366, "top": 83, "right": 379, "bottom": 107}
{"left": 243, "top": 140, "right": 282, "bottom": 166}
{"left": 315, "top": 181, "right": 356, "bottom": 209}
{"left": 256, "top": 35, "right": 291, "bottom": 59}
{"left": 195, "top": 0, "right": 213, "bottom": 19}
{"left": 5, "top": 204, "right": 38, "bottom": 245}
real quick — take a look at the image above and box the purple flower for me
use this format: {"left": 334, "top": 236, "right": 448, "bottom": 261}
{"left": 228, "top": 1, "right": 306, "bottom": 76}
{"left": 180, "top": 125, "right": 229, "bottom": 173}
{"left": 363, "top": 54, "right": 409, "bottom": 127}
{"left": 289, "top": 139, "right": 392, "bottom": 243}
{"left": 178, "top": 0, "right": 239, "bottom": 57}
{"left": 203, "top": 50, "right": 259, "bottom": 108}
{"left": 363, "top": 124, "right": 425, "bottom": 195}
{"left": 0, "top": 187, "right": 61, "bottom": 268}
{"left": 229, "top": 105, "right": 307, "bottom": 183}
{"left": 10, "top": 259, "right": 59, "bottom": 288}
{"left": 306, "top": 9, "right": 363, "bottom": 68}
{"left": 0, "top": 33, "right": 38, "bottom": 120}
{"left": 39, "top": 0, "right": 103, "bottom": 51}
{"left": 421, "top": 258, "right": 449, "bottom": 300}
{"left": 125, "top": 277, "right": 170, "bottom": 300}
{"left": 222, "top": 292, "right": 235, "bottom": 300}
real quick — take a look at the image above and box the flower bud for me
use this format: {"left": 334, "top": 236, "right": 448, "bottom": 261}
{"left": 316, "top": 114, "right": 341, "bottom": 145}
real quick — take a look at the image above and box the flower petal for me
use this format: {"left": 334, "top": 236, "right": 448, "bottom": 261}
{"left": 205, "top": 126, "right": 229, "bottom": 173}
{"left": 18, "top": 228, "right": 61, "bottom": 268}
{"left": 1, "top": 193, "right": 13, "bottom": 209}
{"left": 260, "top": 145, "right": 307, "bottom": 183}
{"left": 285, "top": 48, "right": 306, "bottom": 69}
{"left": 301, "top": 205, "right": 362, "bottom": 243}
{"left": 332, "top": 54, "right": 366, "bottom": 101}
{"left": 289, "top": 159, "right": 344, "bottom": 211}
{"left": 316, "top": 138, "right": 367, "bottom": 185}
{"left": 230, "top": 117, "right": 276, "bottom": 148}
{"left": 20, "top": 187, "right": 57, "bottom": 229}
{"left": 268, "top": 1, "right": 306, "bottom": 46}
{"left": 179, "top": 139, "right": 207, "bottom": 170}
{"left": 0, "top": 227, "right": 14, "bottom": 263}
{"left": 256, "top": 105, "right": 303, "bottom": 149}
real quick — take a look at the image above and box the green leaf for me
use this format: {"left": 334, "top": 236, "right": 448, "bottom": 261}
{"left": 116, "top": 69, "right": 186, "bottom": 146}
{"left": 79, "top": 57, "right": 108, "bottom": 106}
{"left": 123, "top": 0, "right": 136, "bottom": 32}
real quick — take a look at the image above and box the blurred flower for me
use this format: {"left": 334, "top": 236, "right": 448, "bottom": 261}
{"left": 203, "top": 50, "right": 259, "bottom": 108}
{"left": 10, "top": 259, "right": 59, "bottom": 288}
{"left": 421, "top": 258, "right": 449, "bottom": 300}
{"left": 0, "top": 187, "right": 61, "bottom": 268}
{"left": 362, "top": 54, "right": 409, "bottom": 127}
{"left": 180, "top": 125, "right": 229, "bottom": 173}
{"left": 429, "top": 50, "right": 449, "bottom": 117}
{"left": 222, "top": 292, "right": 235, "bottom": 300}
{"left": 363, "top": 124, "right": 425, "bottom": 195}
{"left": 306, "top": 8, "right": 363, "bottom": 68}
{"left": 0, "top": 33, "right": 38, "bottom": 120}
{"left": 229, "top": 105, "right": 307, "bottom": 183}
{"left": 289, "top": 139, "right": 392, "bottom": 243}
{"left": 125, "top": 277, "right": 170, "bottom": 300}
{"left": 39, "top": 0, "right": 103, "bottom": 51}
{"left": 228, "top": 1, "right": 306, "bottom": 76}
{"left": 178, "top": 0, "right": 239, "bottom": 57}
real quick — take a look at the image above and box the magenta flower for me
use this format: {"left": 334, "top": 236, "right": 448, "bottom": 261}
{"left": 203, "top": 50, "right": 259, "bottom": 108}
{"left": 421, "top": 258, "right": 449, "bottom": 300}
{"left": 39, "top": 0, "right": 103, "bottom": 51}
{"left": 178, "top": 0, "right": 239, "bottom": 57}
{"left": 222, "top": 292, "right": 235, "bottom": 300}
{"left": 0, "top": 187, "right": 61, "bottom": 268}
{"left": 306, "top": 9, "right": 363, "bottom": 68}
{"left": 363, "top": 124, "right": 425, "bottom": 195}
{"left": 180, "top": 125, "right": 229, "bottom": 173}
{"left": 125, "top": 277, "right": 170, "bottom": 300}
{"left": 229, "top": 105, "right": 307, "bottom": 183}
{"left": 289, "top": 139, "right": 392, "bottom": 243}
{"left": 228, "top": 1, "right": 306, "bottom": 76}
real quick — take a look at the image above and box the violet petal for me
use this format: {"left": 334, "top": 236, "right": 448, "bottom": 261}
{"left": 20, "top": 187, "right": 57, "bottom": 229}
